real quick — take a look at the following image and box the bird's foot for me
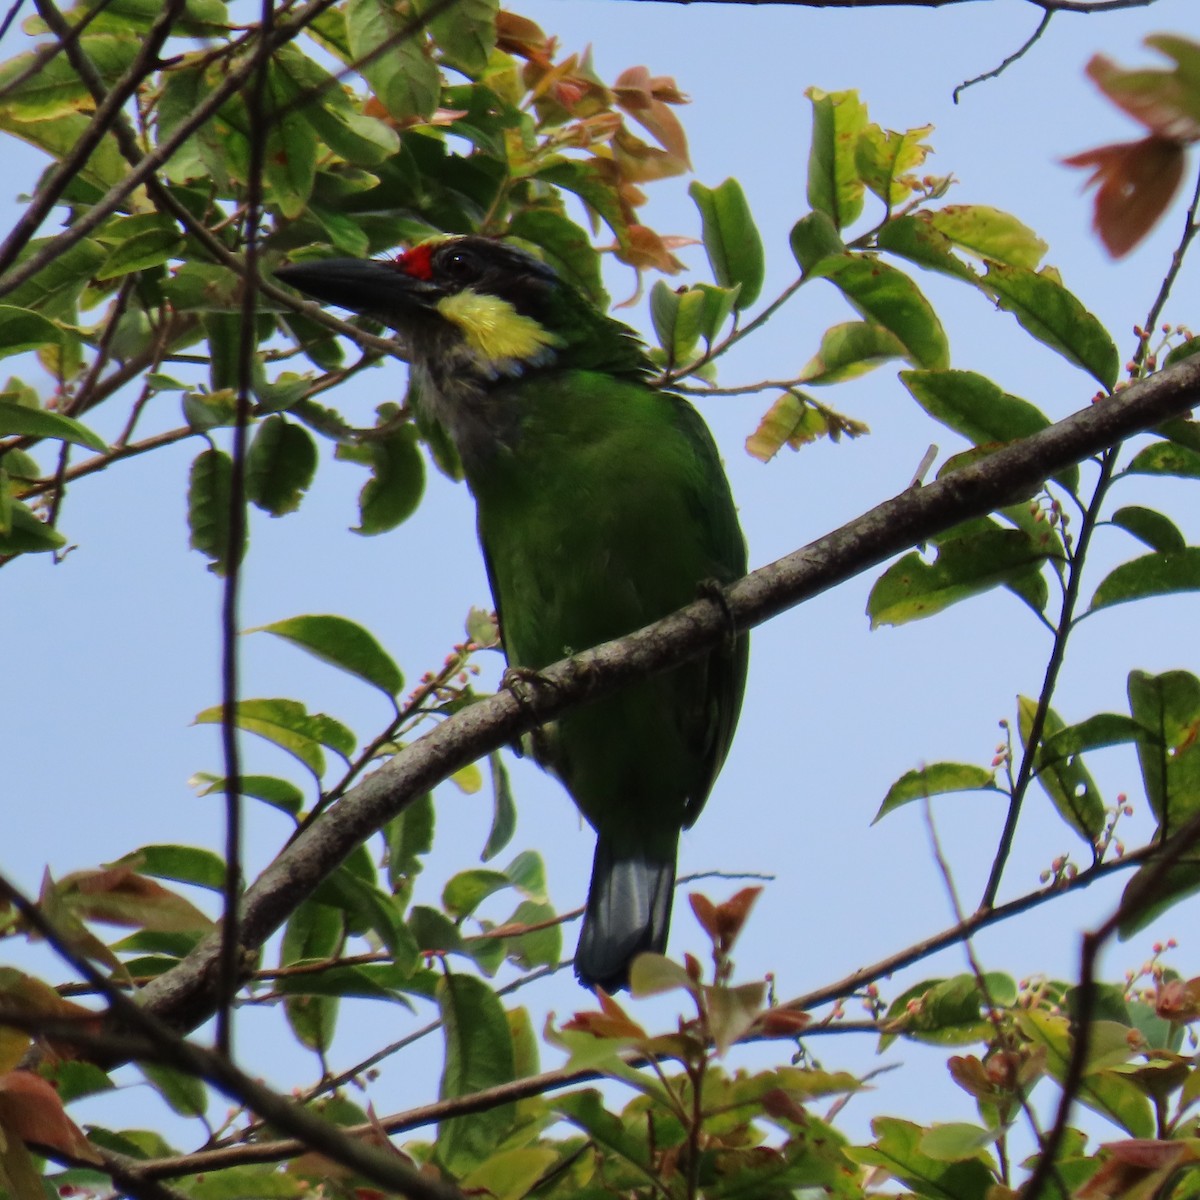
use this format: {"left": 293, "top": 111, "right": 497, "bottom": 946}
{"left": 697, "top": 578, "right": 740, "bottom": 656}
{"left": 502, "top": 665, "right": 557, "bottom": 760}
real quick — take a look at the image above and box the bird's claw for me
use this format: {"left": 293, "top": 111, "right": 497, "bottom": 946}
{"left": 697, "top": 579, "right": 740, "bottom": 656}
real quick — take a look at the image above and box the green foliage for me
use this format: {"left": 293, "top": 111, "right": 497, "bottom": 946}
{"left": 5, "top": 7, "right": 1200, "bottom": 1200}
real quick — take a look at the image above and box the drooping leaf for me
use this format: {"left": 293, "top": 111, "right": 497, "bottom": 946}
{"left": 901, "top": 368, "right": 1076, "bottom": 491}
{"left": 194, "top": 697, "right": 355, "bottom": 778}
{"left": 806, "top": 87, "right": 868, "bottom": 230}
{"left": 874, "top": 763, "right": 1000, "bottom": 823}
{"left": 192, "top": 772, "right": 305, "bottom": 818}
{"left": 868, "top": 529, "right": 1049, "bottom": 627}
{"left": 246, "top": 417, "right": 318, "bottom": 517}
{"left": 927, "top": 205, "right": 1047, "bottom": 269}
{"left": 0, "top": 502, "right": 66, "bottom": 554}
{"left": 1126, "top": 669, "right": 1200, "bottom": 833}
{"left": 481, "top": 752, "right": 516, "bottom": 862}
{"left": 1090, "top": 548, "right": 1200, "bottom": 613}
{"left": 688, "top": 178, "right": 764, "bottom": 309}
{"left": 800, "top": 252, "right": 949, "bottom": 370}
{"left": 1018, "top": 697, "right": 1106, "bottom": 843}
{"left": 187, "top": 447, "right": 243, "bottom": 576}
{"left": 0, "top": 397, "right": 106, "bottom": 451}
{"left": 848, "top": 1116, "right": 998, "bottom": 1199}
{"left": 345, "top": 0, "right": 439, "bottom": 122}
{"left": 1111, "top": 505, "right": 1187, "bottom": 552}
{"left": 1124, "top": 441, "right": 1200, "bottom": 479}
{"left": 798, "top": 321, "right": 907, "bottom": 385}
{"left": 252, "top": 613, "right": 403, "bottom": 697}
{"left": 335, "top": 420, "right": 425, "bottom": 535}
{"left": 982, "top": 263, "right": 1119, "bottom": 389}
{"left": 436, "top": 974, "right": 516, "bottom": 1173}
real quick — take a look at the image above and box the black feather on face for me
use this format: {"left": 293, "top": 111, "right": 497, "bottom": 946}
{"left": 396, "top": 238, "right": 562, "bottom": 324}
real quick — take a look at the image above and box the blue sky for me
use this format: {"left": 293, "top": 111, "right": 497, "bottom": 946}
{"left": 3, "top": 0, "right": 1199, "bottom": 1156}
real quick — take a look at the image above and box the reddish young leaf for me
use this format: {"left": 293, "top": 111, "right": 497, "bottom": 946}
{"left": 561, "top": 990, "right": 648, "bottom": 1039}
{"left": 1065, "top": 136, "right": 1186, "bottom": 258}
{"left": 1085, "top": 52, "right": 1200, "bottom": 141}
{"left": 0, "top": 1071, "right": 100, "bottom": 1162}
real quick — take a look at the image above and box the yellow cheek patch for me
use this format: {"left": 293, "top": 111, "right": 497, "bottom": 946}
{"left": 436, "top": 290, "right": 561, "bottom": 369}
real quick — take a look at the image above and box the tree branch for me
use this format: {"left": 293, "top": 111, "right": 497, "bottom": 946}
{"left": 131, "top": 355, "right": 1200, "bottom": 1037}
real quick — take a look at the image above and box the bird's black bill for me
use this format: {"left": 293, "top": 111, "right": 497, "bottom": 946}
{"left": 275, "top": 258, "right": 427, "bottom": 319}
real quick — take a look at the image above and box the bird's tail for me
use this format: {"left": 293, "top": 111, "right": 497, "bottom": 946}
{"left": 574, "top": 836, "right": 676, "bottom": 993}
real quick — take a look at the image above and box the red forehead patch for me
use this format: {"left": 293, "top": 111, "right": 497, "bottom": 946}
{"left": 394, "top": 243, "right": 435, "bottom": 281}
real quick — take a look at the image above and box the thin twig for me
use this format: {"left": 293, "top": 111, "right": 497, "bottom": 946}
{"left": 953, "top": 9, "right": 1052, "bottom": 102}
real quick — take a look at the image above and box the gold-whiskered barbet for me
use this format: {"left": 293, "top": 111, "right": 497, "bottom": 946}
{"left": 277, "top": 237, "right": 748, "bottom": 992}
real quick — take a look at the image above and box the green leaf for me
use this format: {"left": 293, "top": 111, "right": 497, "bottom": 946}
{"left": 192, "top": 772, "right": 305, "bottom": 818}
{"left": 806, "top": 87, "right": 868, "bottom": 230}
{"left": 0, "top": 397, "right": 106, "bottom": 451}
{"left": 848, "top": 1116, "right": 997, "bottom": 1200}
{"left": 504, "top": 850, "right": 549, "bottom": 902}
{"left": 876, "top": 214, "right": 977, "bottom": 283}
{"left": 314, "top": 865, "right": 418, "bottom": 972}
{"left": 93, "top": 228, "right": 185, "bottom": 280}
{"left": 498, "top": 899, "right": 561, "bottom": 971}
{"left": 141, "top": 1064, "right": 207, "bottom": 1119}
{"left": 874, "top": 763, "right": 999, "bottom": 823}
{"left": 808, "top": 254, "right": 949, "bottom": 370}
{"left": 193, "top": 697, "right": 357, "bottom": 777}
{"left": 1039, "top": 713, "right": 1151, "bottom": 765}
{"left": 1124, "top": 441, "right": 1200, "bottom": 479}
{"left": 1090, "top": 548, "right": 1200, "bottom": 612}
{"left": 919, "top": 1123, "right": 1001, "bottom": 1164}
{"left": 246, "top": 417, "right": 318, "bottom": 517}
{"left": 927, "top": 206, "right": 1047, "bottom": 269}
{"left": 868, "top": 529, "right": 1049, "bottom": 627}
{"left": 1018, "top": 698, "right": 1106, "bottom": 843}
{"left": 1120, "top": 859, "right": 1200, "bottom": 940}
{"left": 436, "top": 974, "right": 516, "bottom": 1173}
{"left": 901, "top": 369, "right": 1076, "bottom": 492}
{"left": 428, "top": 0, "right": 498, "bottom": 77}
{"left": 856, "top": 123, "right": 933, "bottom": 207}
{"left": 649, "top": 281, "right": 706, "bottom": 366}
{"left": 388, "top": 792, "right": 435, "bottom": 892}
{"left": 1127, "top": 670, "right": 1200, "bottom": 833}
{"left": 114, "top": 845, "right": 226, "bottom": 892}
{"left": 252, "top": 613, "right": 403, "bottom": 697}
{"left": 345, "top": 0, "right": 438, "bottom": 123}
{"left": 1111, "top": 505, "right": 1187, "bottom": 552}
{"left": 1017, "top": 1010, "right": 1153, "bottom": 1137}
{"left": 442, "top": 869, "right": 511, "bottom": 920}
{"left": 555, "top": 1090, "right": 651, "bottom": 1173}
{"left": 187, "top": 448, "right": 243, "bottom": 577}
{"left": 460, "top": 1149, "right": 559, "bottom": 1200}
{"left": 0, "top": 502, "right": 66, "bottom": 553}
{"left": 688, "top": 178, "right": 764, "bottom": 309}
{"left": 789, "top": 210, "right": 845, "bottom": 272}
{"left": 281, "top": 899, "right": 343, "bottom": 1051}
{"left": 0, "top": 307, "right": 66, "bottom": 360}
{"left": 982, "top": 263, "right": 1119, "bottom": 389}
{"left": 275, "top": 45, "right": 399, "bottom": 168}
{"left": 798, "top": 321, "right": 907, "bottom": 385}
{"left": 335, "top": 420, "right": 425, "bottom": 535}
{"left": 481, "top": 752, "right": 516, "bottom": 862}
{"left": 508, "top": 208, "right": 605, "bottom": 306}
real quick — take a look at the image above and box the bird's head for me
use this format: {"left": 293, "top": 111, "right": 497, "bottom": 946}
{"left": 276, "top": 236, "right": 650, "bottom": 385}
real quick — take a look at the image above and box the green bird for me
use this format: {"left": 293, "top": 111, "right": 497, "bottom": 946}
{"left": 277, "top": 237, "right": 748, "bottom": 991}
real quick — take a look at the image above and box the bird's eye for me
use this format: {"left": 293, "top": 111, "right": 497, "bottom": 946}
{"left": 440, "top": 248, "right": 478, "bottom": 282}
